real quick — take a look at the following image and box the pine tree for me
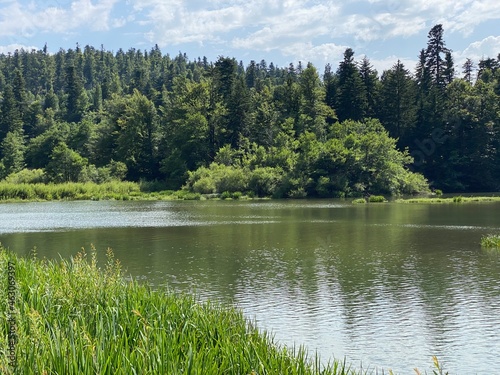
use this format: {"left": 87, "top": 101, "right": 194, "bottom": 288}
{"left": 64, "top": 64, "right": 87, "bottom": 123}
{"left": 443, "top": 51, "right": 455, "bottom": 86}
{"left": 0, "top": 85, "right": 23, "bottom": 141}
{"left": 359, "top": 57, "right": 380, "bottom": 118}
{"left": 425, "top": 24, "right": 450, "bottom": 88}
{"left": 336, "top": 48, "right": 366, "bottom": 121}
{"left": 462, "top": 58, "right": 475, "bottom": 84}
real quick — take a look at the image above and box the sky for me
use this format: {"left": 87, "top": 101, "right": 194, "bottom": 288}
{"left": 0, "top": 0, "right": 499, "bottom": 75}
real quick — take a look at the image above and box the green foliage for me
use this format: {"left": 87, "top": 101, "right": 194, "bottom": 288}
{"left": 0, "top": 32, "right": 498, "bottom": 195}
{"left": 481, "top": 234, "right": 500, "bottom": 248}
{"left": 248, "top": 167, "right": 284, "bottom": 197}
{"left": 46, "top": 142, "right": 88, "bottom": 183}
{"left": 186, "top": 162, "right": 249, "bottom": 194}
{"left": 368, "top": 195, "right": 387, "bottom": 203}
{"left": 0, "top": 248, "right": 366, "bottom": 374}
{"left": 220, "top": 191, "right": 232, "bottom": 200}
{"left": 0, "top": 181, "right": 141, "bottom": 201}
{"left": 352, "top": 198, "right": 367, "bottom": 204}
{"left": 4, "top": 168, "right": 46, "bottom": 184}
{"left": 0, "top": 131, "right": 26, "bottom": 178}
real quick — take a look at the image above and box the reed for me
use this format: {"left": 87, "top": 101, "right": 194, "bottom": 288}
{"left": 480, "top": 234, "right": 500, "bottom": 248}
{"left": 395, "top": 196, "right": 500, "bottom": 204}
{"left": 0, "top": 182, "right": 210, "bottom": 202}
{"left": 0, "top": 246, "right": 365, "bottom": 374}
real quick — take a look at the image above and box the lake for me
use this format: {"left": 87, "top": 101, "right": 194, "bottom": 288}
{"left": 1, "top": 199, "right": 499, "bottom": 374}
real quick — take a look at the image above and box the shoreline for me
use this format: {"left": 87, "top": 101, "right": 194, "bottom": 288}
{"left": 0, "top": 181, "right": 498, "bottom": 204}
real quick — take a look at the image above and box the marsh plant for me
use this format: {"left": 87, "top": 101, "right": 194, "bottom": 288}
{"left": 0, "top": 246, "right": 363, "bottom": 374}
{"left": 368, "top": 195, "right": 387, "bottom": 203}
{"left": 0, "top": 246, "right": 455, "bottom": 374}
{"left": 481, "top": 234, "right": 500, "bottom": 249}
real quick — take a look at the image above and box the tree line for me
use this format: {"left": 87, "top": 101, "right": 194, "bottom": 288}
{"left": 0, "top": 24, "right": 498, "bottom": 197}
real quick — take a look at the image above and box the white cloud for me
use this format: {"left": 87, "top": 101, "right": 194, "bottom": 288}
{"left": 365, "top": 55, "right": 419, "bottom": 74}
{"left": 444, "top": 0, "right": 500, "bottom": 35}
{"left": 281, "top": 42, "right": 348, "bottom": 67}
{"left": 0, "top": 43, "right": 38, "bottom": 54}
{"left": 133, "top": 0, "right": 341, "bottom": 49}
{"left": 0, "top": 0, "right": 119, "bottom": 37}
{"left": 454, "top": 35, "right": 500, "bottom": 67}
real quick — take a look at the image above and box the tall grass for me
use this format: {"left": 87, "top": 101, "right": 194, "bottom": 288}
{"left": 0, "top": 246, "right": 364, "bottom": 374}
{"left": 0, "top": 181, "right": 142, "bottom": 201}
{"left": 481, "top": 234, "right": 500, "bottom": 248}
{"left": 395, "top": 196, "right": 500, "bottom": 204}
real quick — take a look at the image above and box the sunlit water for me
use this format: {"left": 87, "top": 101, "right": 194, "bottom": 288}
{"left": 1, "top": 199, "right": 500, "bottom": 374}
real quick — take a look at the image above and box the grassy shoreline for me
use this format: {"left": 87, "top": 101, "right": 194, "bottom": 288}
{"left": 0, "top": 247, "right": 452, "bottom": 374}
{"left": 394, "top": 196, "right": 500, "bottom": 204}
{"left": 0, "top": 181, "right": 498, "bottom": 205}
{"left": 0, "top": 247, "right": 360, "bottom": 374}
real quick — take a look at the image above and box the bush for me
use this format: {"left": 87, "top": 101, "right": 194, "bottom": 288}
{"left": 175, "top": 190, "right": 201, "bottom": 200}
{"left": 368, "top": 195, "right": 386, "bottom": 203}
{"left": 215, "top": 166, "right": 248, "bottom": 193}
{"left": 248, "top": 167, "right": 283, "bottom": 197}
{"left": 220, "top": 191, "right": 232, "bottom": 200}
{"left": 352, "top": 198, "right": 366, "bottom": 204}
{"left": 192, "top": 176, "right": 216, "bottom": 194}
{"left": 453, "top": 196, "right": 463, "bottom": 203}
{"left": 3, "top": 168, "right": 46, "bottom": 184}
{"left": 481, "top": 234, "right": 500, "bottom": 248}
{"left": 185, "top": 163, "right": 249, "bottom": 194}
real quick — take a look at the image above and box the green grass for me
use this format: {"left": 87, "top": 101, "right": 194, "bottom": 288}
{"left": 368, "top": 195, "right": 387, "bottom": 203}
{"left": 481, "top": 234, "right": 500, "bottom": 248}
{"left": 0, "top": 246, "right": 365, "bottom": 374}
{"left": 395, "top": 196, "right": 500, "bottom": 204}
{"left": 0, "top": 182, "right": 208, "bottom": 202}
{"left": 0, "top": 247, "right": 452, "bottom": 374}
{"left": 351, "top": 198, "right": 367, "bottom": 204}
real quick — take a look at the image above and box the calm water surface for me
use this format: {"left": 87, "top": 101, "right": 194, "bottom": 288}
{"left": 1, "top": 199, "right": 500, "bottom": 374}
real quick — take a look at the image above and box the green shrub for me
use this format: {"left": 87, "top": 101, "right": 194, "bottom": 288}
{"left": 192, "top": 176, "right": 216, "bottom": 194}
{"left": 3, "top": 168, "right": 46, "bottom": 184}
{"left": 215, "top": 166, "right": 249, "bottom": 193}
{"left": 434, "top": 189, "right": 443, "bottom": 196}
{"left": 175, "top": 190, "right": 201, "bottom": 200}
{"left": 352, "top": 198, "right": 366, "bottom": 204}
{"left": 481, "top": 234, "right": 500, "bottom": 248}
{"left": 453, "top": 196, "right": 463, "bottom": 203}
{"left": 220, "top": 191, "right": 232, "bottom": 200}
{"left": 368, "top": 195, "right": 386, "bottom": 203}
{"left": 248, "top": 167, "right": 283, "bottom": 197}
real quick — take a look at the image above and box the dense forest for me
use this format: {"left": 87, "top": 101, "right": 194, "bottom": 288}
{"left": 0, "top": 24, "right": 498, "bottom": 197}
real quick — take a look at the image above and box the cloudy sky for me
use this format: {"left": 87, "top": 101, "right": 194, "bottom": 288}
{"left": 0, "top": 0, "right": 499, "bottom": 74}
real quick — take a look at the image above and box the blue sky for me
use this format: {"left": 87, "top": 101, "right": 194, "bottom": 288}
{"left": 0, "top": 0, "right": 499, "bottom": 75}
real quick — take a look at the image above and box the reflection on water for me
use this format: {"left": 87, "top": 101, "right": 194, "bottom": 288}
{"left": 1, "top": 200, "right": 500, "bottom": 374}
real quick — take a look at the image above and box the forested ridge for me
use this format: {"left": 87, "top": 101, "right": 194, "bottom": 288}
{"left": 0, "top": 24, "right": 498, "bottom": 198}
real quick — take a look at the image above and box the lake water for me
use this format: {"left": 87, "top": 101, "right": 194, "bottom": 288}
{"left": 1, "top": 199, "right": 499, "bottom": 374}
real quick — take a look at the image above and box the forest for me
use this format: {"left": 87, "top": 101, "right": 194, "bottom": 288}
{"left": 0, "top": 24, "right": 498, "bottom": 198}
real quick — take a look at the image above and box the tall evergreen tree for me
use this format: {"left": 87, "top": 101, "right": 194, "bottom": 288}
{"left": 358, "top": 57, "right": 380, "bottom": 118}
{"left": 64, "top": 64, "right": 87, "bottom": 123}
{"left": 335, "top": 48, "right": 366, "bottom": 121}
{"left": 462, "top": 58, "right": 475, "bottom": 84}
{"left": 0, "top": 84, "right": 23, "bottom": 141}
{"left": 443, "top": 51, "right": 455, "bottom": 86}
{"left": 379, "top": 60, "right": 416, "bottom": 145}
{"left": 425, "top": 24, "right": 450, "bottom": 88}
